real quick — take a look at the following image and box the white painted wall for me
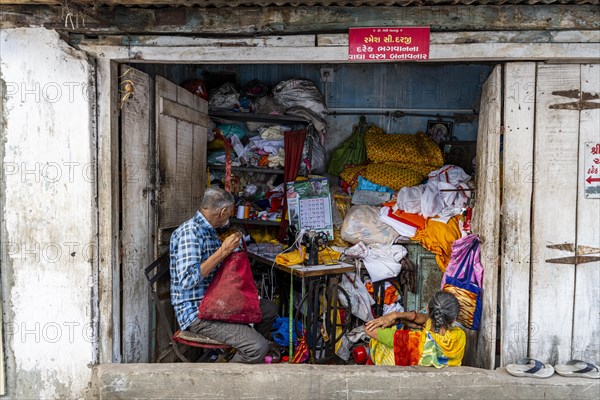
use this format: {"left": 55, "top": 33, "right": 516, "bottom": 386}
{"left": 0, "top": 28, "right": 95, "bottom": 399}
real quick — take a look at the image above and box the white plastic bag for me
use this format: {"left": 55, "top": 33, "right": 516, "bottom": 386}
{"left": 339, "top": 272, "right": 375, "bottom": 322}
{"left": 273, "top": 79, "right": 328, "bottom": 118}
{"left": 208, "top": 82, "right": 239, "bottom": 109}
{"left": 344, "top": 242, "right": 369, "bottom": 258}
{"left": 397, "top": 185, "right": 425, "bottom": 214}
{"left": 341, "top": 206, "right": 399, "bottom": 245}
{"left": 363, "top": 243, "right": 407, "bottom": 282}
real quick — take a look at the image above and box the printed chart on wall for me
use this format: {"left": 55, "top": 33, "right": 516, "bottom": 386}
{"left": 286, "top": 178, "right": 334, "bottom": 239}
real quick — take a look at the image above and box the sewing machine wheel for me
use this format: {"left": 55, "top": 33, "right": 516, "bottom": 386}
{"left": 313, "top": 231, "right": 328, "bottom": 251}
{"left": 294, "top": 282, "right": 353, "bottom": 352}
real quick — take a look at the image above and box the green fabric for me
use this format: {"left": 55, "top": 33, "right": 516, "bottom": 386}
{"left": 327, "top": 118, "right": 369, "bottom": 175}
{"left": 419, "top": 332, "right": 449, "bottom": 368}
{"left": 377, "top": 327, "right": 397, "bottom": 348}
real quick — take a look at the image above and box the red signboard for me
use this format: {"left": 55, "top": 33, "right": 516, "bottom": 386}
{"left": 348, "top": 27, "right": 430, "bottom": 61}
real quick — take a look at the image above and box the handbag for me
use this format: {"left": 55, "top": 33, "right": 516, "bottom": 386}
{"left": 197, "top": 240, "right": 262, "bottom": 324}
{"left": 442, "top": 237, "right": 483, "bottom": 330}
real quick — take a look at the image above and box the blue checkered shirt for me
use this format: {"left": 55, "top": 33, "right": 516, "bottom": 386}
{"left": 170, "top": 211, "right": 222, "bottom": 330}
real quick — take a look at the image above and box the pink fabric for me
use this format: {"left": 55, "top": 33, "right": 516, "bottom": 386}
{"left": 442, "top": 234, "right": 483, "bottom": 288}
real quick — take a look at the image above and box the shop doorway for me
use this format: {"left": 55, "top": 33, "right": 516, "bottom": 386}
{"left": 115, "top": 61, "right": 501, "bottom": 368}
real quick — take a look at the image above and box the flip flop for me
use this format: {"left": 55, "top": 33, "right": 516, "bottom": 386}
{"left": 506, "top": 357, "right": 555, "bottom": 378}
{"left": 555, "top": 360, "right": 600, "bottom": 379}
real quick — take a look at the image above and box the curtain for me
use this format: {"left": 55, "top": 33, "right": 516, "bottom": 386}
{"left": 278, "top": 128, "right": 307, "bottom": 242}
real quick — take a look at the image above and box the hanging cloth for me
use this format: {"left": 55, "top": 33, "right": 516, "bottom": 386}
{"left": 214, "top": 129, "right": 233, "bottom": 192}
{"left": 277, "top": 128, "right": 307, "bottom": 242}
{"left": 327, "top": 116, "right": 369, "bottom": 176}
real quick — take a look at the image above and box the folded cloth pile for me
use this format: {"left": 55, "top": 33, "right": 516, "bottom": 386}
{"left": 397, "top": 165, "right": 472, "bottom": 219}
{"left": 275, "top": 246, "right": 341, "bottom": 266}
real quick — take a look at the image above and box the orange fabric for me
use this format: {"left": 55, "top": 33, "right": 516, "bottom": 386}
{"left": 392, "top": 209, "right": 427, "bottom": 230}
{"left": 393, "top": 329, "right": 423, "bottom": 366}
{"left": 383, "top": 285, "right": 399, "bottom": 305}
{"left": 411, "top": 216, "right": 462, "bottom": 272}
{"left": 259, "top": 156, "right": 270, "bottom": 167}
{"left": 382, "top": 199, "right": 397, "bottom": 208}
{"left": 365, "top": 282, "right": 399, "bottom": 305}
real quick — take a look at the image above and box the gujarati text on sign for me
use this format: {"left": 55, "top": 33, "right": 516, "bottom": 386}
{"left": 348, "top": 27, "right": 430, "bottom": 61}
{"left": 584, "top": 142, "right": 600, "bottom": 199}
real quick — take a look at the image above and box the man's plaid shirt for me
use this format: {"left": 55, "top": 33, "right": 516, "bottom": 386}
{"left": 170, "top": 211, "right": 222, "bottom": 330}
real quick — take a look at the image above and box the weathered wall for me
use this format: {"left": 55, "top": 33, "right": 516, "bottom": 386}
{"left": 0, "top": 28, "right": 95, "bottom": 398}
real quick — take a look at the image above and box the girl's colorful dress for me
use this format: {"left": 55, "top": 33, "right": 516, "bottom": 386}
{"left": 370, "top": 319, "right": 466, "bottom": 367}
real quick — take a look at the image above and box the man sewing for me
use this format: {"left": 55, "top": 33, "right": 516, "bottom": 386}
{"left": 170, "top": 187, "right": 277, "bottom": 363}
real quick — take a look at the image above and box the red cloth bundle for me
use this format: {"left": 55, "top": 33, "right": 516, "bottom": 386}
{"left": 198, "top": 242, "right": 262, "bottom": 324}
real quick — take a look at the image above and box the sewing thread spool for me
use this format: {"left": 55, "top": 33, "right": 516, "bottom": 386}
{"left": 236, "top": 205, "right": 246, "bottom": 219}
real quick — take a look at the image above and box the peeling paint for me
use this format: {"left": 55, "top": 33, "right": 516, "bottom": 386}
{"left": 1, "top": 57, "right": 18, "bottom": 400}
{"left": 0, "top": 27, "right": 95, "bottom": 399}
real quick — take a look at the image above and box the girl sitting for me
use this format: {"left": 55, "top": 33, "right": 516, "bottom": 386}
{"left": 365, "top": 291, "right": 466, "bottom": 367}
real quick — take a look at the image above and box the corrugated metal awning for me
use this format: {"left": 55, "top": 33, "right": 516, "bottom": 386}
{"left": 2, "top": 0, "right": 598, "bottom": 7}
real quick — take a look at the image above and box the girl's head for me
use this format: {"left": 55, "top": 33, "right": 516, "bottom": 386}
{"left": 428, "top": 291, "right": 460, "bottom": 333}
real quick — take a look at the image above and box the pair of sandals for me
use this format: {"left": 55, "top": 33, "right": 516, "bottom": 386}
{"left": 507, "top": 358, "right": 600, "bottom": 379}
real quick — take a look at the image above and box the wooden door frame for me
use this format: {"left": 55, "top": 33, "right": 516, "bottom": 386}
{"left": 87, "top": 36, "right": 600, "bottom": 365}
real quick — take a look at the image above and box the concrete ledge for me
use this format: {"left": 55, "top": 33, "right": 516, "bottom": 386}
{"left": 92, "top": 363, "right": 600, "bottom": 400}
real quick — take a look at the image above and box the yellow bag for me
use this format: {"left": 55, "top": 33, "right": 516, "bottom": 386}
{"left": 365, "top": 126, "right": 444, "bottom": 167}
{"left": 340, "top": 163, "right": 426, "bottom": 191}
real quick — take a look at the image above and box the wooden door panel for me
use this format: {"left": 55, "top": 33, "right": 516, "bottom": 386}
{"left": 572, "top": 64, "right": 600, "bottom": 366}
{"left": 155, "top": 76, "right": 209, "bottom": 237}
{"left": 470, "top": 64, "right": 502, "bottom": 369}
{"left": 120, "top": 65, "right": 155, "bottom": 363}
{"left": 500, "top": 62, "right": 536, "bottom": 366}
{"left": 529, "top": 64, "right": 581, "bottom": 365}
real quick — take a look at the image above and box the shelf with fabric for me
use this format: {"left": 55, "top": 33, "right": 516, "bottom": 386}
{"left": 207, "top": 164, "right": 285, "bottom": 175}
{"left": 229, "top": 217, "right": 281, "bottom": 227}
{"left": 209, "top": 108, "right": 310, "bottom": 126}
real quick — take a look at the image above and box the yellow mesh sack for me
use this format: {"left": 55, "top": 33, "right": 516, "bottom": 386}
{"left": 365, "top": 126, "right": 444, "bottom": 167}
{"left": 333, "top": 193, "right": 352, "bottom": 219}
{"left": 391, "top": 162, "right": 438, "bottom": 177}
{"left": 340, "top": 163, "right": 426, "bottom": 191}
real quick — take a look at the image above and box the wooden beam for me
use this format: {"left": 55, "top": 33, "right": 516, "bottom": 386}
{"left": 78, "top": 41, "right": 600, "bottom": 63}
{"left": 74, "top": 30, "right": 599, "bottom": 49}
{"left": 1, "top": 5, "right": 599, "bottom": 35}
{"left": 318, "top": 31, "right": 600, "bottom": 46}
{"left": 2, "top": 0, "right": 593, "bottom": 5}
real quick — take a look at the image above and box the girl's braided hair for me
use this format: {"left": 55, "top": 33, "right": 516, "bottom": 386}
{"left": 428, "top": 291, "right": 460, "bottom": 333}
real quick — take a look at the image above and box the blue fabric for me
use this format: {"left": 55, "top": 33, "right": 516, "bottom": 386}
{"left": 356, "top": 176, "right": 395, "bottom": 194}
{"left": 218, "top": 124, "right": 246, "bottom": 139}
{"left": 272, "top": 317, "right": 303, "bottom": 347}
{"left": 170, "top": 211, "right": 222, "bottom": 330}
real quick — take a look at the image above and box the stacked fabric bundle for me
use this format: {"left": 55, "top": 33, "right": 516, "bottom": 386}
{"left": 339, "top": 124, "right": 444, "bottom": 191}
